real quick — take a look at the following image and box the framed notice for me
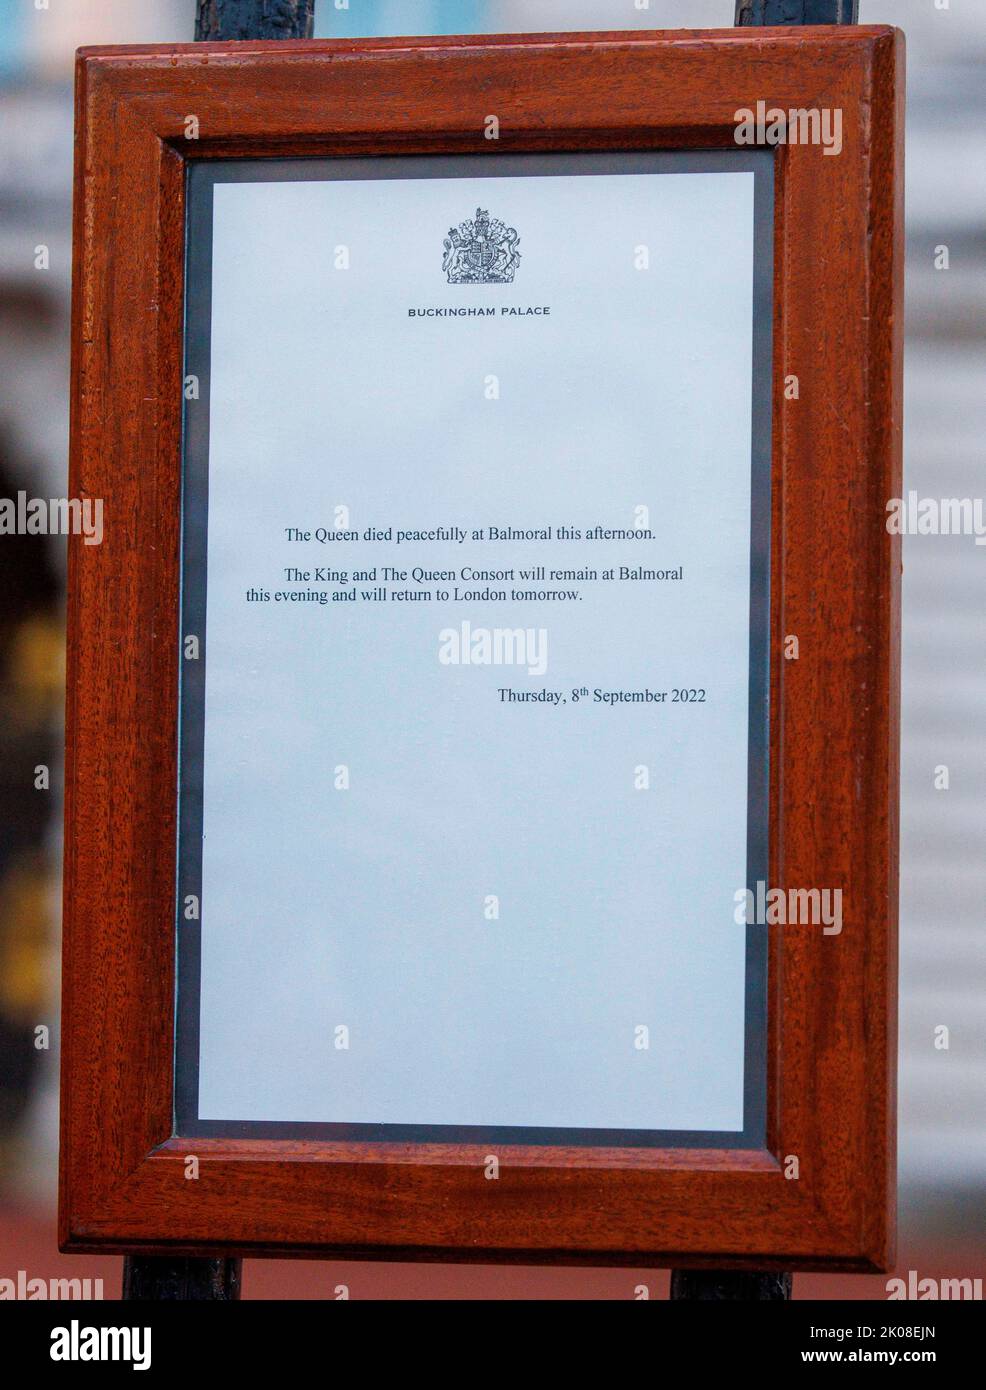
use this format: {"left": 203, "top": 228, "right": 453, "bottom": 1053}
{"left": 61, "top": 28, "right": 903, "bottom": 1270}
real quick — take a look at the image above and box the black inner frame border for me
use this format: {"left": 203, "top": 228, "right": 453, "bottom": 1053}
{"left": 175, "top": 150, "right": 774, "bottom": 1148}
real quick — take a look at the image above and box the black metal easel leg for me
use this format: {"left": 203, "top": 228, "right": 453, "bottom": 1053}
{"left": 123, "top": 1256, "right": 242, "bottom": 1301}
{"left": 195, "top": 0, "right": 315, "bottom": 40}
{"left": 735, "top": 0, "right": 858, "bottom": 24}
{"left": 670, "top": 1270, "right": 793, "bottom": 1301}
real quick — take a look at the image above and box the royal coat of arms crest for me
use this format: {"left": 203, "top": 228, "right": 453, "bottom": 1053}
{"left": 442, "top": 207, "right": 521, "bottom": 285}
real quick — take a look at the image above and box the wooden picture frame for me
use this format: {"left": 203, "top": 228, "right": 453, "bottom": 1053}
{"left": 60, "top": 27, "right": 903, "bottom": 1271}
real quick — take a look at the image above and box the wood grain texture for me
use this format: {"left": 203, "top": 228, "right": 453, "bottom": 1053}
{"left": 60, "top": 28, "right": 904, "bottom": 1270}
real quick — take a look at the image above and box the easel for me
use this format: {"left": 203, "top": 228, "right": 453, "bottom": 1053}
{"left": 121, "top": 0, "right": 858, "bottom": 1303}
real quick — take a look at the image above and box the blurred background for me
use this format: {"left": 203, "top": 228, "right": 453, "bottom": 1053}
{"left": 0, "top": 0, "right": 982, "bottom": 1298}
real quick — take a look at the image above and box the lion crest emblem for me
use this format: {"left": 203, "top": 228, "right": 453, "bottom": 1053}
{"left": 442, "top": 207, "right": 521, "bottom": 285}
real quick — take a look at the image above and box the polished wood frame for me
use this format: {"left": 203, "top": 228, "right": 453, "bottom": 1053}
{"left": 61, "top": 28, "right": 903, "bottom": 1270}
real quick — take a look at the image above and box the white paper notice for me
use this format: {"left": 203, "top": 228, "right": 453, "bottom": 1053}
{"left": 190, "top": 157, "right": 762, "bottom": 1134}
